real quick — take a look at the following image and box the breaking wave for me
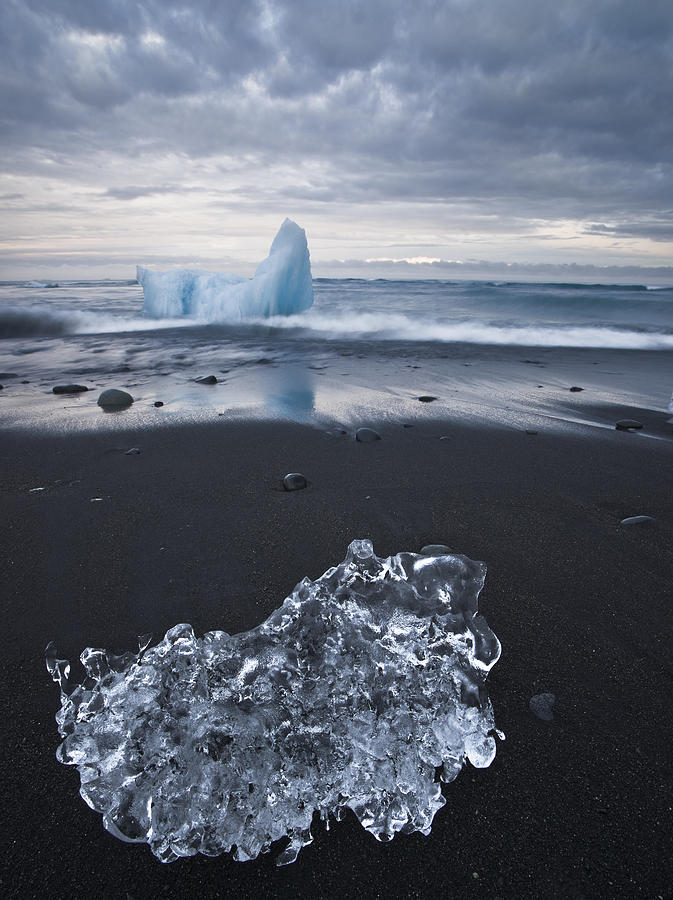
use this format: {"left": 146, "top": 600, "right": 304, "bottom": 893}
{"left": 260, "top": 310, "right": 673, "bottom": 349}
{"left": 0, "top": 307, "right": 192, "bottom": 338}
{"left": 47, "top": 540, "right": 501, "bottom": 866}
{"left": 0, "top": 308, "right": 71, "bottom": 338}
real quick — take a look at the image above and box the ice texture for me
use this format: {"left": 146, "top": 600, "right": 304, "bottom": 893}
{"left": 137, "top": 219, "right": 313, "bottom": 321}
{"left": 47, "top": 539, "right": 501, "bottom": 865}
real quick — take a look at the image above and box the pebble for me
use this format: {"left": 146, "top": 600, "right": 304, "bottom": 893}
{"left": 420, "top": 544, "right": 451, "bottom": 555}
{"left": 125, "top": 447, "right": 141, "bottom": 455}
{"left": 417, "top": 395, "right": 438, "bottom": 402}
{"left": 569, "top": 386, "right": 584, "bottom": 392}
{"left": 620, "top": 515, "right": 656, "bottom": 526}
{"left": 52, "top": 384, "right": 88, "bottom": 394}
{"left": 615, "top": 419, "right": 643, "bottom": 431}
{"left": 283, "top": 473, "right": 307, "bottom": 491}
{"left": 525, "top": 429, "right": 539, "bottom": 435}
{"left": 355, "top": 427, "right": 381, "bottom": 443}
{"left": 97, "top": 388, "right": 134, "bottom": 408}
{"left": 530, "top": 692, "right": 556, "bottom": 721}
{"left": 154, "top": 401, "right": 164, "bottom": 407}
{"left": 195, "top": 375, "right": 218, "bottom": 384}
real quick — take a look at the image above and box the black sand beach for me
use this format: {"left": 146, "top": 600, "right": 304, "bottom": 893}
{"left": 2, "top": 361, "right": 673, "bottom": 899}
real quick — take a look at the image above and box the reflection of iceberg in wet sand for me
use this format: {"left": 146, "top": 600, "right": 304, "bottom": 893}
{"left": 137, "top": 219, "right": 313, "bottom": 322}
{"left": 47, "top": 540, "right": 501, "bottom": 866}
{"left": 265, "top": 366, "right": 315, "bottom": 421}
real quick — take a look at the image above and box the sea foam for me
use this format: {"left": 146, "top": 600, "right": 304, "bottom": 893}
{"left": 47, "top": 540, "right": 501, "bottom": 865}
{"left": 137, "top": 219, "right": 314, "bottom": 322}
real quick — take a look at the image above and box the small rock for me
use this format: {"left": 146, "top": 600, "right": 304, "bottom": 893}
{"left": 620, "top": 515, "right": 656, "bottom": 526}
{"left": 283, "top": 473, "right": 307, "bottom": 491}
{"left": 530, "top": 693, "right": 556, "bottom": 721}
{"left": 154, "top": 401, "right": 164, "bottom": 407}
{"left": 97, "top": 388, "right": 134, "bottom": 408}
{"left": 417, "top": 395, "right": 438, "bottom": 402}
{"left": 22, "top": 380, "right": 30, "bottom": 384}
{"left": 525, "top": 429, "right": 538, "bottom": 435}
{"left": 355, "top": 427, "right": 381, "bottom": 443}
{"left": 195, "top": 375, "right": 217, "bottom": 384}
{"left": 615, "top": 419, "right": 643, "bottom": 431}
{"left": 569, "top": 386, "right": 583, "bottom": 392}
{"left": 125, "top": 447, "right": 141, "bottom": 455}
{"left": 402, "top": 423, "right": 414, "bottom": 428}
{"left": 52, "top": 384, "right": 88, "bottom": 394}
{"left": 420, "top": 544, "right": 451, "bottom": 556}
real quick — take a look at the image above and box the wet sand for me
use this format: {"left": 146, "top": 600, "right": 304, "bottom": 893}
{"left": 1, "top": 379, "right": 673, "bottom": 898}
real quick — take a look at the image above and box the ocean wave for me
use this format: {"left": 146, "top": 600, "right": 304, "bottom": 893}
{"left": 0, "top": 306, "right": 194, "bottom": 339}
{"left": 258, "top": 310, "right": 673, "bottom": 349}
{"left": 0, "top": 308, "right": 71, "bottom": 338}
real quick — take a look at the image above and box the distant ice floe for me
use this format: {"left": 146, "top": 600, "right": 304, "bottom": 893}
{"left": 47, "top": 539, "right": 501, "bottom": 865}
{"left": 137, "top": 219, "right": 314, "bottom": 322}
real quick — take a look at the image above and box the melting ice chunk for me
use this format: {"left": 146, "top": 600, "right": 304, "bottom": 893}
{"left": 137, "top": 219, "right": 314, "bottom": 321}
{"left": 48, "top": 539, "right": 501, "bottom": 865}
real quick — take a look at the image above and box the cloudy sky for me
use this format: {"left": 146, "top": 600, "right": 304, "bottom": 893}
{"left": 1, "top": 0, "right": 672, "bottom": 279}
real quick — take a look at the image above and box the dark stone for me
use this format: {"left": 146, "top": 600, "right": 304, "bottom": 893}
{"left": 154, "top": 401, "right": 164, "bottom": 407}
{"left": 283, "top": 473, "right": 307, "bottom": 491}
{"left": 620, "top": 515, "right": 656, "bottom": 526}
{"left": 97, "top": 388, "right": 134, "bottom": 408}
{"left": 417, "top": 395, "right": 438, "bottom": 402}
{"left": 195, "top": 375, "right": 218, "bottom": 384}
{"left": 569, "top": 386, "right": 583, "bottom": 392}
{"left": 420, "top": 544, "right": 451, "bottom": 556}
{"left": 615, "top": 419, "right": 643, "bottom": 431}
{"left": 402, "top": 423, "right": 414, "bottom": 428}
{"left": 21, "top": 380, "right": 30, "bottom": 384}
{"left": 52, "top": 384, "right": 88, "bottom": 394}
{"left": 525, "top": 429, "right": 538, "bottom": 435}
{"left": 530, "top": 693, "right": 556, "bottom": 721}
{"left": 355, "top": 427, "right": 381, "bottom": 443}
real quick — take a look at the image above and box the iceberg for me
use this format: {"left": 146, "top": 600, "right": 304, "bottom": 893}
{"left": 47, "top": 539, "right": 501, "bottom": 865}
{"left": 137, "top": 218, "right": 314, "bottom": 321}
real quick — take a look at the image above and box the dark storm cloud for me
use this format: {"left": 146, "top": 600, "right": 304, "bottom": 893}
{"left": 586, "top": 222, "right": 673, "bottom": 242}
{"left": 1, "top": 0, "right": 672, "bottom": 239}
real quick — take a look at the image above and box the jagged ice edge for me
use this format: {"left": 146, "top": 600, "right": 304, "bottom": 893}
{"left": 47, "top": 539, "right": 503, "bottom": 865}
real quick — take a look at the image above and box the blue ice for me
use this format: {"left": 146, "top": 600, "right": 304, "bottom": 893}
{"left": 137, "top": 219, "right": 313, "bottom": 321}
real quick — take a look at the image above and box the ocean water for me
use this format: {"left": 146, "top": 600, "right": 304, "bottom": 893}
{"left": 1, "top": 278, "right": 672, "bottom": 431}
